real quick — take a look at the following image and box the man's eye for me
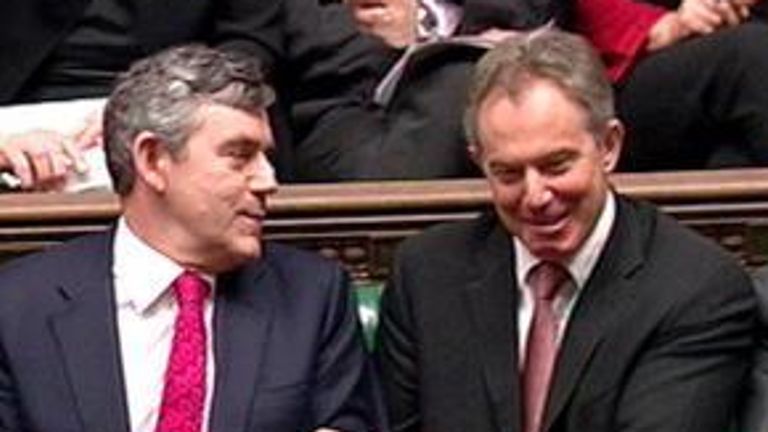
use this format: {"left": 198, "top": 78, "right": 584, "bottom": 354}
{"left": 542, "top": 156, "right": 573, "bottom": 176}
{"left": 491, "top": 168, "right": 522, "bottom": 183}
{"left": 543, "top": 162, "right": 568, "bottom": 175}
{"left": 227, "top": 148, "right": 255, "bottom": 162}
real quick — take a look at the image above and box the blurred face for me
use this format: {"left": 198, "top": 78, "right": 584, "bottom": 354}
{"left": 473, "top": 79, "right": 622, "bottom": 261}
{"left": 159, "top": 104, "right": 277, "bottom": 272}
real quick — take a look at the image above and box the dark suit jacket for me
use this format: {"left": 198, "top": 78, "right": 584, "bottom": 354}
{"left": 294, "top": 44, "right": 482, "bottom": 181}
{"left": 290, "top": 0, "right": 572, "bottom": 182}
{"left": 377, "top": 196, "right": 756, "bottom": 432}
{"left": 456, "top": 0, "right": 571, "bottom": 33}
{"left": 0, "top": 0, "right": 282, "bottom": 105}
{"left": 0, "top": 0, "right": 389, "bottom": 183}
{"left": 0, "top": 231, "right": 379, "bottom": 431}
{"left": 739, "top": 266, "right": 768, "bottom": 432}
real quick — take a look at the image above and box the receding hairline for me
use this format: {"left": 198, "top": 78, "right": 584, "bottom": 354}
{"left": 469, "top": 74, "right": 598, "bottom": 151}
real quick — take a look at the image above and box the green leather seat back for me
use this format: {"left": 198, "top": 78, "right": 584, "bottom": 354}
{"left": 354, "top": 280, "right": 384, "bottom": 351}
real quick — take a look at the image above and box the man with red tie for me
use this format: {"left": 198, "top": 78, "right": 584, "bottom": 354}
{"left": 376, "top": 28, "right": 756, "bottom": 432}
{"left": 0, "top": 45, "right": 380, "bottom": 431}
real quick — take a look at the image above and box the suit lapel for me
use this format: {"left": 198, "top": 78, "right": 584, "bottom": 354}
{"left": 49, "top": 231, "right": 131, "bottom": 432}
{"left": 461, "top": 216, "right": 523, "bottom": 431}
{"left": 209, "top": 259, "right": 274, "bottom": 431}
{"left": 543, "top": 197, "right": 650, "bottom": 431}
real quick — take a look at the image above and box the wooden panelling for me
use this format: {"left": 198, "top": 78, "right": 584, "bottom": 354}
{"left": 1, "top": 169, "right": 768, "bottom": 279}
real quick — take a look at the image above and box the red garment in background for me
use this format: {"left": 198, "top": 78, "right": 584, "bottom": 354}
{"left": 574, "top": 0, "right": 667, "bottom": 82}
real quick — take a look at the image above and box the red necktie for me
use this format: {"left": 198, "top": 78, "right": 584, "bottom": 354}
{"left": 156, "top": 271, "right": 211, "bottom": 432}
{"left": 522, "top": 262, "right": 569, "bottom": 432}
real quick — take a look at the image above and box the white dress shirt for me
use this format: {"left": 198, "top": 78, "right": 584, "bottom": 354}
{"left": 113, "top": 218, "right": 216, "bottom": 432}
{"left": 514, "top": 193, "right": 616, "bottom": 364}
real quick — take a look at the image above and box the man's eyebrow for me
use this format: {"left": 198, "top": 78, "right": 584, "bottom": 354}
{"left": 488, "top": 160, "right": 521, "bottom": 170}
{"left": 540, "top": 149, "right": 577, "bottom": 163}
{"left": 221, "top": 136, "right": 266, "bottom": 150}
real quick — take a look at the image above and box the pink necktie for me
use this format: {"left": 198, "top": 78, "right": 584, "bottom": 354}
{"left": 156, "top": 271, "right": 211, "bottom": 432}
{"left": 522, "top": 262, "right": 569, "bottom": 432}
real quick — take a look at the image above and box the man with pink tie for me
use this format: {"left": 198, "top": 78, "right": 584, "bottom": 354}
{"left": 376, "top": 29, "right": 756, "bottom": 432}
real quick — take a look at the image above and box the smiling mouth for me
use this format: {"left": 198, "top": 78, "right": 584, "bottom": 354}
{"left": 240, "top": 205, "right": 267, "bottom": 218}
{"left": 525, "top": 215, "right": 568, "bottom": 236}
{"left": 243, "top": 211, "right": 265, "bottom": 219}
{"left": 238, "top": 211, "right": 265, "bottom": 230}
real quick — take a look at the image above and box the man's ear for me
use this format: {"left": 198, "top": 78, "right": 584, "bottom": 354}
{"left": 467, "top": 143, "right": 482, "bottom": 167}
{"left": 600, "top": 119, "right": 624, "bottom": 173}
{"left": 132, "top": 131, "right": 173, "bottom": 193}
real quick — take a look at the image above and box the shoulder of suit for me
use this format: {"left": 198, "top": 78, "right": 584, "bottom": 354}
{"left": 260, "top": 241, "right": 344, "bottom": 274}
{"left": 397, "top": 211, "right": 496, "bottom": 257}
{"left": 623, "top": 197, "right": 749, "bottom": 282}
{"left": 248, "top": 242, "right": 350, "bottom": 301}
{"left": 0, "top": 232, "right": 112, "bottom": 317}
{"left": 754, "top": 265, "right": 768, "bottom": 287}
{"left": 0, "top": 231, "right": 110, "bottom": 282}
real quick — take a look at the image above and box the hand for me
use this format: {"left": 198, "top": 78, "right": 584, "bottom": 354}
{"left": 647, "top": 0, "right": 753, "bottom": 51}
{"left": 678, "top": 0, "right": 754, "bottom": 34}
{"left": 346, "top": 0, "right": 418, "bottom": 48}
{"left": 712, "top": 0, "right": 753, "bottom": 26}
{"left": 647, "top": 12, "right": 693, "bottom": 51}
{"left": 0, "top": 130, "right": 89, "bottom": 191}
{"left": 73, "top": 107, "right": 104, "bottom": 151}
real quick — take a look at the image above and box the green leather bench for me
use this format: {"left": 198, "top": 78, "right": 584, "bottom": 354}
{"left": 354, "top": 281, "right": 384, "bottom": 350}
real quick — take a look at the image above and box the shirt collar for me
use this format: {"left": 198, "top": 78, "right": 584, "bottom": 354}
{"left": 514, "top": 192, "right": 617, "bottom": 290}
{"left": 113, "top": 217, "right": 215, "bottom": 314}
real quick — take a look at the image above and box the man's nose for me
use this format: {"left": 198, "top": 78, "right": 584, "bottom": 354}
{"left": 522, "top": 170, "right": 552, "bottom": 209}
{"left": 249, "top": 153, "right": 278, "bottom": 194}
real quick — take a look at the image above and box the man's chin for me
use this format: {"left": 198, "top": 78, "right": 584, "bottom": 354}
{"left": 235, "top": 241, "right": 262, "bottom": 262}
{"left": 211, "top": 241, "right": 262, "bottom": 272}
{"left": 522, "top": 236, "right": 577, "bottom": 262}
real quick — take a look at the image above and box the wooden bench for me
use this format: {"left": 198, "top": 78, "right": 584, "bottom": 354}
{"left": 1, "top": 168, "right": 768, "bottom": 282}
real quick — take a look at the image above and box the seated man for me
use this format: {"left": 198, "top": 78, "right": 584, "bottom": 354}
{"left": 0, "top": 0, "right": 279, "bottom": 189}
{"left": 0, "top": 45, "right": 380, "bottom": 431}
{"left": 345, "top": 0, "right": 768, "bottom": 172}
{"left": 376, "top": 29, "right": 756, "bottom": 432}
{"left": 0, "top": 0, "right": 387, "bottom": 188}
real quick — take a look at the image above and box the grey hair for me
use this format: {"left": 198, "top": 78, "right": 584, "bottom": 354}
{"left": 104, "top": 44, "right": 275, "bottom": 195}
{"left": 463, "top": 28, "right": 614, "bottom": 150}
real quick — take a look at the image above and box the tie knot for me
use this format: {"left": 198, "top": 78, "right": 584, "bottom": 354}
{"left": 173, "top": 271, "right": 211, "bottom": 306}
{"left": 527, "top": 262, "right": 569, "bottom": 301}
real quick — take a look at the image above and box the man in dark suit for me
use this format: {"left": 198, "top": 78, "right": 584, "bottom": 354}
{"left": 334, "top": 0, "right": 768, "bottom": 176}
{"left": 294, "top": 0, "right": 566, "bottom": 181}
{"left": 376, "top": 29, "right": 756, "bottom": 432}
{"left": 0, "top": 0, "right": 387, "bottom": 187}
{"left": 0, "top": 0, "right": 282, "bottom": 186}
{"left": 0, "top": 0, "right": 281, "bottom": 105}
{"left": 0, "top": 45, "right": 379, "bottom": 431}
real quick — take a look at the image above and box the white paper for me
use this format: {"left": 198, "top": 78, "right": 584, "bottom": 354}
{"left": 0, "top": 98, "right": 113, "bottom": 192}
